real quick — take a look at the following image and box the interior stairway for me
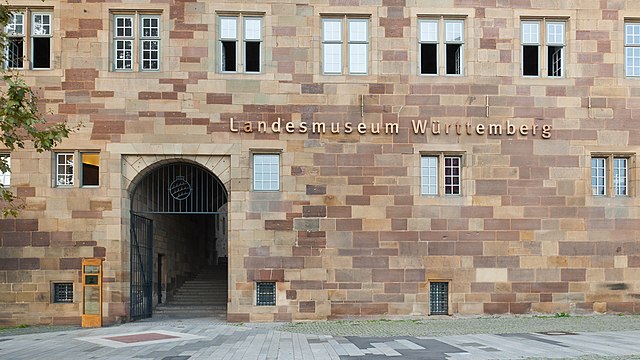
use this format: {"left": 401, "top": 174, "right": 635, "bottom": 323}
{"left": 155, "top": 265, "right": 227, "bottom": 319}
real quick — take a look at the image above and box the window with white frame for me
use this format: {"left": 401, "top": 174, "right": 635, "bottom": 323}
{"left": 253, "top": 154, "right": 279, "bottom": 191}
{"left": 421, "top": 154, "right": 462, "bottom": 196}
{"left": 55, "top": 151, "right": 101, "bottom": 187}
{"left": 0, "top": 154, "right": 10, "bottom": 187}
{"left": 56, "top": 152, "right": 74, "bottom": 186}
{"left": 219, "top": 15, "right": 263, "bottom": 73}
{"left": 521, "top": 19, "right": 565, "bottom": 77}
{"left": 591, "top": 155, "right": 631, "bottom": 196}
{"left": 625, "top": 22, "right": 640, "bottom": 77}
{"left": 322, "top": 17, "right": 369, "bottom": 75}
{"left": 3, "top": 11, "right": 51, "bottom": 69}
{"left": 418, "top": 18, "right": 464, "bottom": 75}
{"left": 112, "top": 13, "right": 160, "bottom": 71}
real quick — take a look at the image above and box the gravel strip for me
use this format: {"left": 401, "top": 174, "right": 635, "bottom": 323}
{"left": 0, "top": 325, "right": 81, "bottom": 337}
{"left": 276, "top": 314, "right": 640, "bottom": 337}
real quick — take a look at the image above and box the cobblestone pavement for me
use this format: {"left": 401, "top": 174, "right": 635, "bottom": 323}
{"left": 1, "top": 315, "right": 640, "bottom": 359}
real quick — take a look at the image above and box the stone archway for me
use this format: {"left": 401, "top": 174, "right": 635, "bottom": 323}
{"left": 125, "top": 156, "right": 230, "bottom": 320}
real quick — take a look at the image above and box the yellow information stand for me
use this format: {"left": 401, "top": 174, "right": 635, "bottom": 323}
{"left": 81, "top": 258, "right": 102, "bottom": 327}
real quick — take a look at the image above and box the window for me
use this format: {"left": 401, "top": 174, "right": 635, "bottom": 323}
{"left": 112, "top": 13, "right": 160, "bottom": 71}
{"left": 429, "top": 281, "right": 449, "bottom": 315}
{"left": 256, "top": 282, "right": 276, "bottom": 306}
{"left": 5, "top": 13, "right": 24, "bottom": 68}
{"left": 419, "top": 18, "right": 464, "bottom": 75}
{"left": 0, "top": 154, "right": 9, "bottom": 187}
{"left": 56, "top": 153, "right": 74, "bottom": 186}
{"left": 421, "top": 154, "right": 462, "bottom": 195}
{"left": 55, "top": 151, "right": 100, "bottom": 187}
{"left": 591, "top": 155, "right": 631, "bottom": 196}
{"left": 3, "top": 11, "right": 51, "bottom": 69}
{"left": 625, "top": 22, "right": 640, "bottom": 76}
{"left": 253, "top": 154, "right": 280, "bottom": 191}
{"left": 53, "top": 283, "right": 73, "bottom": 303}
{"left": 219, "top": 15, "right": 262, "bottom": 73}
{"left": 322, "top": 17, "right": 369, "bottom": 74}
{"left": 521, "top": 19, "right": 565, "bottom": 77}
{"left": 81, "top": 153, "right": 100, "bottom": 187}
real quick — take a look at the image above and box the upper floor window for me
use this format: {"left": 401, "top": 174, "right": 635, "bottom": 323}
{"left": 4, "top": 11, "right": 52, "bottom": 69}
{"left": 521, "top": 19, "right": 565, "bottom": 77}
{"left": 253, "top": 154, "right": 279, "bottom": 191}
{"left": 419, "top": 18, "right": 464, "bottom": 75}
{"left": 591, "top": 155, "right": 631, "bottom": 196}
{"left": 625, "top": 22, "right": 640, "bottom": 77}
{"left": 0, "top": 154, "right": 10, "bottom": 187}
{"left": 112, "top": 13, "right": 160, "bottom": 71}
{"left": 421, "top": 154, "right": 462, "bottom": 196}
{"left": 219, "top": 15, "right": 263, "bottom": 73}
{"left": 322, "top": 17, "right": 369, "bottom": 75}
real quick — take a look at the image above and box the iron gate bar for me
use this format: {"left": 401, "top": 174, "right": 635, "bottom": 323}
{"left": 130, "top": 213, "right": 153, "bottom": 321}
{"left": 132, "top": 162, "right": 227, "bottom": 215}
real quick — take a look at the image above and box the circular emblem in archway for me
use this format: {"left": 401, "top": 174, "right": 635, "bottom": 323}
{"left": 169, "top": 176, "right": 192, "bottom": 201}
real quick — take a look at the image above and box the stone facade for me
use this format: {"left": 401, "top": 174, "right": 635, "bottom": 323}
{"left": 1, "top": 0, "right": 640, "bottom": 325}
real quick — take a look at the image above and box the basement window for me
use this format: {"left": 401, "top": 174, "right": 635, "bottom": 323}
{"left": 256, "top": 282, "right": 276, "bottom": 306}
{"left": 53, "top": 282, "right": 73, "bottom": 303}
{"left": 429, "top": 281, "right": 449, "bottom": 315}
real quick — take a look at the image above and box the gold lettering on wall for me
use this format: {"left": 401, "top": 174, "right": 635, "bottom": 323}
{"left": 228, "top": 117, "right": 553, "bottom": 139}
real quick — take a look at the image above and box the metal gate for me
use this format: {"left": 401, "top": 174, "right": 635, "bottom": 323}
{"left": 129, "top": 162, "right": 228, "bottom": 321}
{"left": 130, "top": 213, "right": 153, "bottom": 321}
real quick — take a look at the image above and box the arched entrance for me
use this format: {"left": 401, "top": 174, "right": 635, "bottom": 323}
{"left": 129, "top": 161, "right": 228, "bottom": 320}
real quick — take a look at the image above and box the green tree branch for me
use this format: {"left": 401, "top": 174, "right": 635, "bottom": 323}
{"left": 0, "top": 4, "right": 76, "bottom": 216}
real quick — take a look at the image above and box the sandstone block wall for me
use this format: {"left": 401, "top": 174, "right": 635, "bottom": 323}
{"left": 1, "top": 0, "right": 639, "bottom": 325}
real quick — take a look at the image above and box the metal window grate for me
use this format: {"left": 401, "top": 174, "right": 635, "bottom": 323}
{"left": 430, "top": 282, "right": 448, "bottom": 315}
{"left": 256, "top": 282, "right": 276, "bottom": 306}
{"left": 53, "top": 283, "right": 73, "bottom": 303}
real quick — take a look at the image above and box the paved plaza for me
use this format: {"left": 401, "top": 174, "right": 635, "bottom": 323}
{"left": 1, "top": 315, "right": 640, "bottom": 359}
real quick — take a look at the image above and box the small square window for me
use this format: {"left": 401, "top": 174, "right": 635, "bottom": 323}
{"left": 429, "top": 281, "right": 449, "bottom": 315}
{"left": 55, "top": 151, "right": 101, "bottom": 188}
{"left": 53, "top": 283, "right": 73, "bottom": 303}
{"left": 256, "top": 282, "right": 276, "bottom": 306}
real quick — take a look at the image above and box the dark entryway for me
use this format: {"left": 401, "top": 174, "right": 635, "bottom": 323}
{"left": 129, "top": 161, "right": 228, "bottom": 321}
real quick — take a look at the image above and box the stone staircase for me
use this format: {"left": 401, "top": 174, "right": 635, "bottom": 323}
{"left": 155, "top": 266, "right": 227, "bottom": 319}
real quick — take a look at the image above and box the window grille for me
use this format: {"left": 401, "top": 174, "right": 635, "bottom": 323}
{"left": 256, "top": 282, "right": 276, "bottom": 306}
{"left": 53, "top": 283, "right": 73, "bottom": 303}
{"left": 430, "top": 281, "right": 448, "bottom": 315}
